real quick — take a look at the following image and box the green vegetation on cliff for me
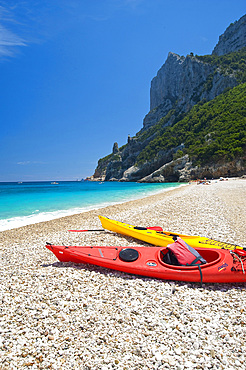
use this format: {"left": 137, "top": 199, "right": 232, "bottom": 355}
{"left": 136, "top": 83, "right": 246, "bottom": 166}
{"left": 196, "top": 47, "right": 246, "bottom": 84}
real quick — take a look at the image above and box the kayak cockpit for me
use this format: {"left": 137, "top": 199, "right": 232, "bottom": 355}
{"left": 159, "top": 248, "right": 221, "bottom": 269}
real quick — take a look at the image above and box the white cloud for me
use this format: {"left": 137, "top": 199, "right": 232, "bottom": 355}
{"left": 0, "top": 0, "right": 145, "bottom": 58}
{"left": 0, "top": 1, "right": 77, "bottom": 57}
{"left": 17, "top": 161, "right": 31, "bottom": 165}
{"left": 201, "top": 36, "right": 208, "bottom": 43}
{"left": 0, "top": 3, "right": 27, "bottom": 57}
{"left": 17, "top": 161, "right": 46, "bottom": 165}
{"left": 0, "top": 24, "right": 26, "bottom": 57}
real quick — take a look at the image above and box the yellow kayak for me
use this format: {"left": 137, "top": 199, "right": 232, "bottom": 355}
{"left": 99, "top": 215, "right": 244, "bottom": 250}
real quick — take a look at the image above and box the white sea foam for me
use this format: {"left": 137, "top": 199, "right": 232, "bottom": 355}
{"left": 0, "top": 206, "right": 107, "bottom": 231}
{"left": 0, "top": 184, "right": 186, "bottom": 231}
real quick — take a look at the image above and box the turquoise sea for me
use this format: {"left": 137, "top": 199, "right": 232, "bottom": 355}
{"left": 0, "top": 181, "right": 183, "bottom": 231}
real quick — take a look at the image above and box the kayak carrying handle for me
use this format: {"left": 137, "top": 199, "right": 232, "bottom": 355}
{"left": 232, "top": 249, "right": 246, "bottom": 257}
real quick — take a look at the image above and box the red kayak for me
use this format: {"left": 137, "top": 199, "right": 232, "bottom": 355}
{"left": 46, "top": 243, "right": 246, "bottom": 284}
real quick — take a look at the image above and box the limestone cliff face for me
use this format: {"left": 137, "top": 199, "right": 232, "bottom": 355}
{"left": 212, "top": 14, "right": 246, "bottom": 56}
{"left": 91, "top": 15, "right": 246, "bottom": 183}
{"left": 143, "top": 52, "right": 237, "bottom": 130}
{"left": 150, "top": 53, "right": 213, "bottom": 111}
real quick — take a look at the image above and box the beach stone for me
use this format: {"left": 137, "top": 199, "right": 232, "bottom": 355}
{"left": 174, "top": 347, "right": 182, "bottom": 355}
{"left": 210, "top": 349, "right": 216, "bottom": 358}
{"left": 167, "top": 356, "right": 176, "bottom": 366}
{"left": 155, "top": 352, "right": 163, "bottom": 361}
{"left": 184, "top": 360, "right": 195, "bottom": 368}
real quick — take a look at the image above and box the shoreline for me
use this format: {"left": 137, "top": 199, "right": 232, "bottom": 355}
{"left": 1, "top": 177, "right": 245, "bottom": 246}
{"left": 1, "top": 177, "right": 246, "bottom": 369}
{"left": 0, "top": 182, "right": 184, "bottom": 232}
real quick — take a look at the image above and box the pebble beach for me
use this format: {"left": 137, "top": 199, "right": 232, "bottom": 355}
{"left": 0, "top": 178, "right": 246, "bottom": 370}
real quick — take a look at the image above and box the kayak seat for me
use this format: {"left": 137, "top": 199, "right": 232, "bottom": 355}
{"left": 161, "top": 250, "right": 180, "bottom": 265}
{"left": 160, "top": 249, "right": 221, "bottom": 268}
{"left": 119, "top": 248, "right": 139, "bottom": 262}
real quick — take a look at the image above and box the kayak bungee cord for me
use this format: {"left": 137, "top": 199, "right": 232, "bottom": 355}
{"left": 199, "top": 238, "right": 244, "bottom": 250}
{"left": 230, "top": 250, "right": 246, "bottom": 274}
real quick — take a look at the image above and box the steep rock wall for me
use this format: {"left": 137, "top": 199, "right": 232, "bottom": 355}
{"left": 150, "top": 53, "right": 213, "bottom": 111}
{"left": 144, "top": 53, "right": 237, "bottom": 129}
{"left": 212, "top": 14, "right": 246, "bottom": 56}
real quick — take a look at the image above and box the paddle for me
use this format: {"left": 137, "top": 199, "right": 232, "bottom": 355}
{"left": 134, "top": 226, "right": 163, "bottom": 231}
{"left": 68, "top": 229, "right": 105, "bottom": 232}
{"left": 68, "top": 226, "right": 163, "bottom": 232}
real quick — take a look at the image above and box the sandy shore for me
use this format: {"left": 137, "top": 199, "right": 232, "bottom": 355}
{"left": 0, "top": 178, "right": 246, "bottom": 369}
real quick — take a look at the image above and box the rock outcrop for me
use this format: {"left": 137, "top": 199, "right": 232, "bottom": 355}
{"left": 150, "top": 53, "right": 213, "bottom": 111}
{"left": 212, "top": 14, "right": 246, "bottom": 56}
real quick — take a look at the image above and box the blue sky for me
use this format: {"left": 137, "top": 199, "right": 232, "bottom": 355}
{"left": 0, "top": 0, "right": 245, "bottom": 182}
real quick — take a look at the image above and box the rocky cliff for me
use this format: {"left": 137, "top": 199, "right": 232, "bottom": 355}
{"left": 212, "top": 14, "right": 246, "bottom": 56}
{"left": 143, "top": 52, "right": 237, "bottom": 130}
{"left": 89, "top": 15, "right": 246, "bottom": 183}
